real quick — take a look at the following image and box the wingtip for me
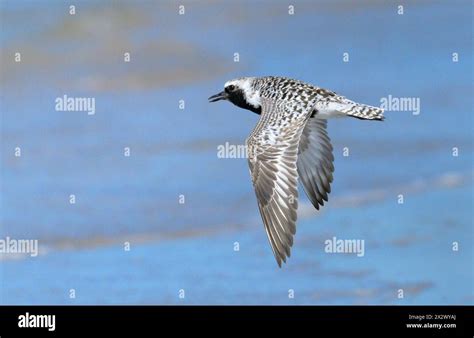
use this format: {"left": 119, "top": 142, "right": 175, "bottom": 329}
{"left": 377, "top": 110, "right": 385, "bottom": 121}
{"left": 275, "top": 255, "right": 285, "bottom": 268}
{"left": 275, "top": 252, "right": 291, "bottom": 268}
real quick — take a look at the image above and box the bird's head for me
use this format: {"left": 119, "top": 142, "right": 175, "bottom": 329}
{"left": 208, "top": 77, "right": 261, "bottom": 114}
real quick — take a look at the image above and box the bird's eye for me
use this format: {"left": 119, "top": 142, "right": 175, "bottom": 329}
{"left": 226, "top": 85, "right": 236, "bottom": 92}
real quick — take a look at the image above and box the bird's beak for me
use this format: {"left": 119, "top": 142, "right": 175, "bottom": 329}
{"left": 208, "top": 91, "right": 228, "bottom": 102}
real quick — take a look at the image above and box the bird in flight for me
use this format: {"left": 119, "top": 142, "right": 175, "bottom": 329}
{"left": 209, "top": 76, "right": 384, "bottom": 267}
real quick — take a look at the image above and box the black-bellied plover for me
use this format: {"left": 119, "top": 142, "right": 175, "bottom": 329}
{"left": 209, "top": 76, "right": 384, "bottom": 267}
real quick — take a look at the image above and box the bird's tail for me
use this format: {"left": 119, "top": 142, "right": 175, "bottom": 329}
{"left": 342, "top": 102, "right": 385, "bottom": 121}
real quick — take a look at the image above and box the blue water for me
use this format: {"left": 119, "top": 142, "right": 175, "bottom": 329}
{"left": 0, "top": 0, "right": 472, "bottom": 304}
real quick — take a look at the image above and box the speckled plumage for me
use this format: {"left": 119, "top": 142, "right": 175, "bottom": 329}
{"left": 209, "top": 76, "right": 384, "bottom": 267}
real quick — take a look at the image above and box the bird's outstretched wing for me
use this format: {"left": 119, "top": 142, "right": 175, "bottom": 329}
{"left": 246, "top": 97, "right": 314, "bottom": 267}
{"left": 297, "top": 118, "right": 334, "bottom": 210}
